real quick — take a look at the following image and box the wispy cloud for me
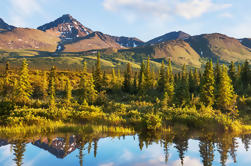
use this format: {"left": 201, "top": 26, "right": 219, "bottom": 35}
{"left": 8, "top": 0, "right": 45, "bottom": 27}
{"left": 103, "top": 0, "right": 231, "bottom": 22}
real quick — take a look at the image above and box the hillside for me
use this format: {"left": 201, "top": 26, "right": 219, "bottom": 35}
{"left": 124, "top": 40, "right": 201, "bottom": 68}
{"left": 0, "top": 28, "right": 60, "bottom": 51}
{"left": 240, "top": 38, "right": 251, "bottom": 49}
{"left": 145, "top": 31, "right": 190, "bottom": 45}
{"left": 62, "top": 31, "right": 122, "bottom": 52}
{"left": 186, "top": 33, "right": 251, "bottom": 62}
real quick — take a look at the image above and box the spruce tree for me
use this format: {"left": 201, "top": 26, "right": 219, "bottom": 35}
{"left": 241, "top": 60, "right": 250, "bottom": 90}
{"left": 48, "top": 66, "right": 56, "bottom": 97}
{"left": 123, "top": 63, "right": 132, "bottom": 93}
{"left": 200, "top": 60, "right": 215, "bottom": 107}
{"left": 42, "top": 71, "right": 48, "bottom": 100}
{"left": 2, "top": 62, "right": 11, "bottom": 101}
{"left": 189, "top": 69, "right": 195, "bottom": 95}
{"left": 65, "top": 78, "right": 72, "bottom": 105}
{"left": 164, "top": 60, "right": 174, "bottom": 104}
{"left": 94, "top": 52, "right": 103, "bottom": 91}
{"left": 216, "top": 65, "right": 236, "bottom": 112}
{"left": 139, "top": 61, "right": 145, "bottom": 89}
{"left": 102, "top": 71, "right": 109, "bottom": 89}
{"left": 145, "top": 57, "right": 153, "bottom": 89}
{"left": 174, "top": 64, "right": 189, "bottom": 105}
{"left": 111, "top": 68, "right": 117, "bottom": 85}
{"left": 48, "top": 66, "right": 56, "bottom": 109}
{"left": 16, "top": 59, "right": 33, "bottom": 105}
{"left": 228, "top": 61, "right": 237, "bottom": 89}
{"left": 80, "top": 61, "right": 97, "bottom": 104}
{"left": 157, "top": 60, "right": 166, "bottom": 91}
{"left": 193, "top": 68, "right": 200, "bottom": 96}
{"left": 133, "top": 72, "right": 138, "bottom": 93}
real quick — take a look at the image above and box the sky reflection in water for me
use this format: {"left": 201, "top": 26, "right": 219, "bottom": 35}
{"left": 0, "top": 134, "right": 251, "bottom": 166}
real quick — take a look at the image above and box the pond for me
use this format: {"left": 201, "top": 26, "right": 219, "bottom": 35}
{"left": 0, "top": 129, "right": 251, "bottom": 166}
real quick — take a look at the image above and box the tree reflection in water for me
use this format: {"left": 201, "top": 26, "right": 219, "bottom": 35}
{"left": 1, "top": 127, "right": 251, "bottom": 166}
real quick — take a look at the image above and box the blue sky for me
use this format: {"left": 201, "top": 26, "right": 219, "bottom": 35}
{"left": 0, "top": 0, "right": 250, "bottom": 41}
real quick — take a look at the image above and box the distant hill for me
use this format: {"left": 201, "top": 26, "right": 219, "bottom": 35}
{"left": 125, "top": 40, "right": 201, "bottom": 68}
{"left": 145, "top": 31, "right": 190, "bottom": 45}
{"left": 186, "top": 33, "right": 251, "bottom": 62}
{"left": 0, "top": 28, "right": 59, "bottom": 51}
{"left": 240, "top": 38, "right": 251, "bottom": 49}
{"left": 109, "top": 36, "right": 144, "bottom": 48}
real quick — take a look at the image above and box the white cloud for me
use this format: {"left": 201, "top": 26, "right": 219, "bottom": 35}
{"left": 171, "top": 156, "right": 203, "bottom": 166}
{"left": 8, "top": 0, "right": 45, "bottom": 27}
{"left": 219, "top": 12, "right": 233, "bottom": 19}
{"left": 99, "top": 162, "right": 114, "bottom": 166}
{"left": 103, "top": 0, "right": 231, "bottom": 21}
{"left": 120, "top": 149, "right": 133, "bottom": 161}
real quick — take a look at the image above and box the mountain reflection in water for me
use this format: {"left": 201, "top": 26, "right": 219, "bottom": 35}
{"left": 0, "top": 130, "right": 251, "bottom": 166}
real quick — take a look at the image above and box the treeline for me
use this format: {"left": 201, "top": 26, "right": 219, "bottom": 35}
{"left": 0, "top": 53, "right": 250, "bottom": 110}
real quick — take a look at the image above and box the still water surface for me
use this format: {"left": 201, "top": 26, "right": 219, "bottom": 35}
{"left": 0, "top": 131, "right": 251, "bottom": 166}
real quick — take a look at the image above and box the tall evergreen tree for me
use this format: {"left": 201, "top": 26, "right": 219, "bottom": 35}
{"left": 48, "top": 66, "right": 56, "bottom": 109}
{"left": 157, "top": 61, "right": 166, "bottom": 91}
{"left": 42, "top": 71, "right": 48, "bottom": 100}
{"left": 16, "top": 59, "right": 33, "bottom": 105}
{"left": 228, "top": 61, "right": 237, "bottom": 89}
{"left": 123, "top": 63, "right": 132, "bottom": 93}
{"left": 174, "top": 64, "right": 190, "bottom": 105}
{"left": 139, "top": 60, "right": 146, "bottom": 89}
{"left": 241, "top": 60, "right": 250, "bottom": 91}
{"left": 133, "top": 72, "right": 138, "bottom": 93}
{"left": 193, "top": 68, "right": 200, "bottom": 95}
{"left": 80, "top": 61, "right": 97, "bottom": 104}
{"left": 200, "top": 60, "right": 215, "bottom": 107}
{"left": 94, "top": 52, "right": 103, "bottom": 91}
{"left": 65, "top": 77, "right": 72, "bottom": 105}
{"left": 145, "top": 57, "right": 153, "bottom": 89}
{"left": 2, "top": 62, "right": 11, "bottom": 101}
{"left": 216, "top": 65, "right": 236, "bottom": 112}
{"left": 102, "top": 71, "right": 109, "bottom": 89}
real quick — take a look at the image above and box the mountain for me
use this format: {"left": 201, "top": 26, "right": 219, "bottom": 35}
{"left": 37, "top": 14, "right": 142, "bottom": 51}
{"left": 37, "top": 14, "right": 93, "bottom": 41}
{"left": 0, "top": 28, "right": 60, "bottom": 51}
{"left": 127, "top": 40, "right": 201, "bottom": 68}
{"left": 62, "top": 31, "right": 122, "bottom": 52}
{"left": 109, "top": 36, "right": 144, "bottom": 48}
{"left": 145, "top": 31, "right": 190, "bottom": 45}
{"left": 240, "top": 38, "right": 251, "bottom": 49}
{"left": 186, "top": 33, "right": 251, "bottom": 62}
{"left": 0, "top": 18, "right": 15, "bottom": 32}
{"left": 33, "top": 136, "right": 78, "bottom": 158}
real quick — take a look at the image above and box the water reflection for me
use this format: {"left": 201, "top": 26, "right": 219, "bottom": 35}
{"left": 0, "top": 130, "right": 251, "bottom": 166}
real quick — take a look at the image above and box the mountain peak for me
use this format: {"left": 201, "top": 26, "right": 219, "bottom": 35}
{"left": 146, "top": 31, "right": 190, "bottom": 45}
{"left": 37, "top": 14, "right": 93, "bottom": 41}
{"left": 0, "top": 18, "right": 15, "bottom": 31}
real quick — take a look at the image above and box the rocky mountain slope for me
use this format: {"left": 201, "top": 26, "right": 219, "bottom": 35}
{"left": 186, "top": 33, "right": 251, "bottom": 62}
{"left": 0, "top": 18, "right": 15, "bottom": 32}
{"left": 37, "top": 14, "right": 93, "bottom": 42}
{"left": 0, "top": 28, "right": 59, "bottom": 51}
{"left": 109, "top": 36, "right": 144, "bottom": 48}
{"left": 62, "top": 31, "right": 122, "bottom": 52}
{"left": 240, "top": 38, "right": 251, "bottom": 49}
{"left": 145, "top": 31, "right": 190, "bottom": 45}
